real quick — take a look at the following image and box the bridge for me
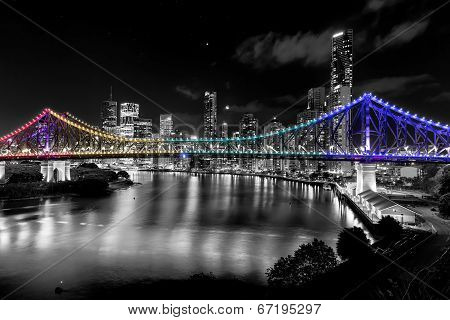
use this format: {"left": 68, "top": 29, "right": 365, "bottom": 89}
{"left": 0, "top": 93, "right": 449, "bottom": 193}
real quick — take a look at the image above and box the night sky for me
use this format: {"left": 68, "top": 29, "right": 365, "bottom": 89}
{"left": 0, "top": 0, "right": 449, "bottom": 134}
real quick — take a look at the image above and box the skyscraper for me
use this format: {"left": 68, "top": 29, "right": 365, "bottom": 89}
{"left": 134, "top": 118, "right": 152, "bottom": 138}
{"left": 329, "top": 29, "right": 353, "bottom": 173}
{"left": 219, "top": 122, "right": 228, "bottom": 138}
{"left": 330, "top": 29, "right": 353, "bottom": 108}
{"left": 159, "top": 114, "right": 173, "bottom": 138}
{"left": 239, "top": 113, "right": 258, "bottom": 137}
{"left": 307, "top": 87, "right": 326, "bottom": 113}
{"left": 203, "top": 91, "right": 217, "bottom": 138}
{"left": 101, "top": 87, "right": 118, "bottom": 134}
{"left": 118, "top": 102, "right": 139, "bottom": 138}
{"left": 264, "top": 118, "right": 284, "bottom": 149}
{"left": 239, "top": 114, "right": 258, "bottom": 171}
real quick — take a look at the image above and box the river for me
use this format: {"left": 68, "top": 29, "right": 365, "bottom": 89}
{"left": 0, "top": 171, "right": 369, "bottom": 298}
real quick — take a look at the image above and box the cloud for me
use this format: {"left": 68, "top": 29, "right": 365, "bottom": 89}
{"left": 235, "top": 29, "right": 334, "bottom": 69}
{"left": 273, "top": 94, "right": 299, "bottom": 105}
{"left": 229, "top": 100, "right": 266, "bottom": 113}
{"left": 375, "top": 20, "right": 429, "bottom": 47}
{"left": 364, "top": 0, "right": 405, "bottom": 12}
{"left": 175, "top": 85, "right": 200, "bottom": 100}
{"left": 355, "top": 74, "right": 435, "bottom": 96}
{"left": 429, "top": 91, "right": 450, "bottom": 103}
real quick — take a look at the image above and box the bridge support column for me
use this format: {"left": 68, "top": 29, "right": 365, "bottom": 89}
{"left": 41, "top": 161, "right": 51, "bottom": 182}
{"left": 0, "top": 161, "right": 5, "bottom": 183}
{"left": 41, "top": 160, "right": 71, "bottom": 182}
{"left": 65, "top": 161, "right": 71, "bottom": 181}
{"left": 355, "top": 163, "right": 377, "bottom": 194}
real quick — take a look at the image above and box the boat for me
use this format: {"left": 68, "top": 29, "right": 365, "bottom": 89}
{"left": 323, "top": 184, "right": 332, "bottom": 191}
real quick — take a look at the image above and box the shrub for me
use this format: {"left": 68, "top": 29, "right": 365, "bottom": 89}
{"left": 189, "top": 273, "right": 216, "bottom": 281}
{"left": 7, "top": 172, "right": 43, "bottom": 183}
{"left": 336, "top": 227, "right": 371, "bottom": 261}
{"left": 266, "top": 238, "right": 337, "bottom": 288}
{"left": 117, "top": 170, "right": 130, "bottom": 180}
{"left": 78, "top": 163, "right": 99, "bottom": 169}
{"left": 378, "top": 215, "right": 403, "bottom": 239}
{"left": 438, "top": 193, "right": 450, "bottom": 216}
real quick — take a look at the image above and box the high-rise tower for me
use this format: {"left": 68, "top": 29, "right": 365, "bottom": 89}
{"left": 330, "top": 29, "right": 353, "bottom": 108}
{"left": 203, "top": 91, "right": 217, "bottom": 138}
{"left": 101, "top": 86, "right": 118, "bottom": 134}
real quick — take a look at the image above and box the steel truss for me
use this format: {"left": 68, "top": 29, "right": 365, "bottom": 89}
{"left": 0, "top": 94, "right": 449, "bottom": 163}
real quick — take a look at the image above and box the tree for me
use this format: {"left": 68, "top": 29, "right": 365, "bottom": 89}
{"left": 336, "top": 227, "right": 371, "bottom": 261}
{"left": 189, "top": 272, "right": 216, "bottom": 281}
{"left": 7, "top": 172, "right": 43, "bottom": 183}
{"left": 117, "top": 170, "right": 130, "bottom": 180}
{"left": 439, "top": 173, "right": 450, "bottom": 196}
{"left": 78, "top": 163, "right": 99, "bottom": 169}
{"left": 438, "top": 193, "right": 450, "bottom": 216}
{"left": 266, "top": 238, "right": 337, "bottom": 288}
{"left": 378, "top": 216, "right": 403, "bottom": 239}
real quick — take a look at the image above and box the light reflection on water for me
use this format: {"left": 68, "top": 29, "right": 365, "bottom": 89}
{"left": 0, "top": 172, "right": 369, "bottom": 298}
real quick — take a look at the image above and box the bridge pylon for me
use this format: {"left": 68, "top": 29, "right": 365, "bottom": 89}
{"left": 40, "top": 160, "right": 71, "bottom": 182}
{"left": 0, "top": 161, "right": 5, "bottom": 183}
{"left": 355, "top": 162, "right": 377, "bottom": 195}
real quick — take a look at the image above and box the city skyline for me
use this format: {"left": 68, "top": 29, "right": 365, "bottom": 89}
{"left": 0, "top": 1, "right": 449, "bottom": 134}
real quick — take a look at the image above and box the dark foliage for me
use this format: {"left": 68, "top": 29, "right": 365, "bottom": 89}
{"left": 378, "top": 216, "right": 403, "bottom": 239}
{"left": 439, "top": 173, "right": 450, "bottom": 196}
{"left": 78, "top": 163, "right": 99, "bottom": 169}
{"left": 189, "top": 272, "right": 216, "bottom": 281}
{"left": 438, "top": 193, "right": 450, "bottom": 216}
{"left": 117, "top": 170, "right": 130, "bottom": 180}
{"left": 7, "top": 171, "right": 43, "bottom": 183}
{"left": 72, "top": 167, "right": 118, "bottom": 182}
{"left": 336, "top": 227, "right": 371, "bottom": 261}
{"left": 266, "top": 238, "right": 337, "bottom": 288}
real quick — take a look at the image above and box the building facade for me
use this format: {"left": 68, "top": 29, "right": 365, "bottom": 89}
{"left": 329, "top": 30, "right": 353, "bottom": 173}
{"left": 134, "top": 118, "right": 152, "bottom": 138}
{"left": 118, "top": 102, "right": 140, "bottom": 138}
{"left": 239, "top": 114, "right": 258, "bottom": 171}
{"left": 101, "top": 88, "right": 118, "bottom": 134}
{"left": 307, "top": 87, "right": 326, "bottom": 113}
{"left": 203, "top": 91, "right": 218, "bottom": 138}
{"left": 239, "top": 113, "right": 258, "bottom": 137}
{"left": 330, "top": 29, "right": 353, "bottom": 109}
{"left": 219, "top": 122, "right": 228, "bottom": 139}
{"left": 159, "top": 114, "right": 173, "bottom": 138}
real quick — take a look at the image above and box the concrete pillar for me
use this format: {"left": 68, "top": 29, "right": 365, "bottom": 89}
{"left": 355, "top": 163, "right": 362, "bottom": 194}
{"left": 41, "top": 160, "right": 70, "bottom": 182}
{"left": 65, "top": 161, "right": 71, "bottom": 181}
{"left": 40, "top": 161, "right": 51, "bottom": 182}
{"left": 52, "top": 160, "right": 67, "bottom": 182}
{"left": 356, "top": 162, "right": 377, "bottom": 194}
{"left": 0, "top": 161, "right": 6, "bottom": 183}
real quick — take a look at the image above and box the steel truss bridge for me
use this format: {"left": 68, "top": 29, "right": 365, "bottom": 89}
{"left": 1, "top": 93, "right": 450, "bottom": 163}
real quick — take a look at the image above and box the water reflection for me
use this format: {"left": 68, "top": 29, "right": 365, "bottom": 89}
{"left": 0, "top": 172, "right": 369, "bottom": 298}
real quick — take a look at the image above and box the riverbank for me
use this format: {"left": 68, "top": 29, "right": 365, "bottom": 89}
{"left": 0, "top": 163, "right": 135, "bottom": 201}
